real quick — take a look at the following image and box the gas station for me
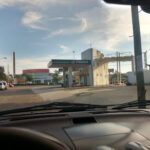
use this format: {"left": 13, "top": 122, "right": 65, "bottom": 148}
{"left": 48, "top": 59, "right": 91, "bottom": 87}
{"left": 48, "top": 48, "right": 133, "bottom": 87}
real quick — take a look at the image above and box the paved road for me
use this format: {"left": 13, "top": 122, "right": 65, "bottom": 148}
{"left": 32, "top": 85, "right": 150, "bottom": 105}
{"left": 1, "top": 85, "right": 150, "bottom": 111}
{"left": 0, "top": 86, "right": 43, "bottom": 111}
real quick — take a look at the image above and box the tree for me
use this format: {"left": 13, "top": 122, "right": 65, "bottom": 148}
{"left": 110, "top": 73, "right": 128, "bottom": 84}
{"left": 52, "top": 70, "right": 62, "bottom": 84}
{"left": 0, "top": 67, "right": 7, "bottom": 81}
{"left": 22, "top": 74, "right": 33, "bottom": 82}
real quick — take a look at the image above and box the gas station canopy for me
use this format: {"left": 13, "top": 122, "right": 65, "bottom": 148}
{"left": 48, "top": 59, "right": 91, "bottom": 68}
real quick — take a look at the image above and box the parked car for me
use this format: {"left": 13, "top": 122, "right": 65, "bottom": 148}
{"left": 8, "top": 83, "right": 14, "bottom": 88}
{"left": 126, "top": 82, "right": 133, "bottom": 86}
{"left": 1, "top": 81, "right": 8, "bottom": 90}
{"left": 0, "top": 82, "right": 5, "bottom": 90}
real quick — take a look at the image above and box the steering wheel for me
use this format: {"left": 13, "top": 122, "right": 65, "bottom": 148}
{"left": 0, "top": 127, "right": 71, "bottom": 150}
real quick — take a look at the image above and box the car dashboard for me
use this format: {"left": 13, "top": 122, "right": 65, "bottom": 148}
{"left": 0, "top": 110, "right": 150, "bottom": 150}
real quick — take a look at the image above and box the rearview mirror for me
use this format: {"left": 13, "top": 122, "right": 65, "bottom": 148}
{"left": 104, "top": 0, "right": 150, "bottom": 13}
{"left": 104, "top": 0, "right": 150, "bottom": 5}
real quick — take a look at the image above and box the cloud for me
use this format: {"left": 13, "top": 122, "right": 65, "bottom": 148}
{"left": 47, "top": 29, "right": 64, "bottom": 38}
{"left": 76, "top": 5, "right": 150, "bottom": 50}
{"left": 0, "top": 0, "right": 61, "bottom": 8}
{"left": 15, "top": 53, "right": 79, "bottom": 74}
{"left": 77, "top": 5, "right": 150, "bottom": 51}
{"left": 80, "top": 18, "right": 88, "bottom": 32}
{"left": 0, "top": 0, "right": 97, "bottom": 9}
{"left": 22, "top": 11, "right": 46, "bottom": 30}
{"left": 1, "top": 0, "right": 150, "bottom": 74}
{"left": 47, "top": 17, "right": 88, "bottom": 38}
{"left": 59, "top": 45, "right": 71, "bottom": 53}
{"left": 0, "top": 55, "right": 13, "bottom": 75}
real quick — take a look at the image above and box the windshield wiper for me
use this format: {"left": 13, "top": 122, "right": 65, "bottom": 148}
{"left": 112, "top": 100, "right": 150, "bottom": 109}
{"left": 1, "top": 100, "right": 148, "bottom": 118}
{"left": 0, "top": 102, "right": 113, "bottom": 116}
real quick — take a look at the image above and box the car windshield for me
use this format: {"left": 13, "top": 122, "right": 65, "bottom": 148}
{"left": 0, "top": 0, "right": 150, "bottom": 111}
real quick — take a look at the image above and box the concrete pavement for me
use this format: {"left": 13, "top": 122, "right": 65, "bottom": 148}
{"left": 32, "top": 85, "right": 150, "bottom": 105}
{"left": 1, "top": 85, "right": 150, "bottom": 111}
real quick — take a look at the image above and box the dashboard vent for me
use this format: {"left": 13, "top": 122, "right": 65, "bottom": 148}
{"left": 72, "top": 117, "right": 96, "bottom": 124}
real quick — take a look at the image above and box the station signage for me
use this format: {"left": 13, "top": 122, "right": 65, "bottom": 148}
{"left": 23, "top": 69, "right": 49, "bottom": 74}
{"left": 52, "top": 59, "right": 91, "bottom": 65}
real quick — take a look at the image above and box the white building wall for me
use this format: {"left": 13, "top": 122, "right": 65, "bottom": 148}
{"left": 81, "top": 49, "right": 93, "bottom": 86}
{"left": 81, "top": 49, "right": 92, "bottom": 60}
{"left": 92, "top": 48, "right": 104, "bottom": 60}
{"left": 33, "top": 74, "right": 53, "bottom": 84}
{"left": 144, "top": 70, "right": 150, "bottom": 84}
{"left": 127, "top": 70, "right": 150, "bottom": 84}
{"left": 92, "top": 48, "right": 109, "bottom": 86}
{"left": 93, "top": 62, "right": 109, "bottom": 86}
{"left": 81, "top": 48, "right": 109, "bottom": 86}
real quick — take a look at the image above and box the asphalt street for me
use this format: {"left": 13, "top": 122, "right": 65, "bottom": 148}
{"left": 1, "top": 85, "right": 150, "bottom": 111}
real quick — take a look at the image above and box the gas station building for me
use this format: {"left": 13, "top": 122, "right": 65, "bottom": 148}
{"left": 48, "top": 48, "right": 111, "bottom": 87}
{"left": 48, "top": 48, "right": 133, "bottom": 87}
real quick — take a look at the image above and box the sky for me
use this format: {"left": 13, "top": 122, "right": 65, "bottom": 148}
{"left": 0, "top": 0, "right": 150, "bottom": 74}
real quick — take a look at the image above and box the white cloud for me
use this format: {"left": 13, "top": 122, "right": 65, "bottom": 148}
{"left": 47, "top": 17, "right": 88, "bottom": 38}
{"left": 0, "top": 0, "right": 62, "bottom": 7}
{"left": 14, "top": 53, "right": 79, "bottom": 74}
{"left": 22, "top": 11, "right": 46, "bottom": 30}
{"left": 22, "top": 12, "right": 41, "bottom": 25}
{"left": 77, "top": 5, "right": 150, "bottom": 51}
{"left": 80, "top": 18, "right": 88, "bottom": 32}
{"left": 59, "top": 45, "right": 71, "bottom": 53}
{"left": 0, "top": 55, "right": 13, "bottom": 75}
{"left": 78, "top": 6, "right": 131, "bottom": 49}
{"left": 47, "top": 29, "right": 64, "bottom": 38}
{"left": 0, "top": 0, "right": 97, "bottom": 9}
{"left": 1, "top": 0, "right": 150, "bottom": 72}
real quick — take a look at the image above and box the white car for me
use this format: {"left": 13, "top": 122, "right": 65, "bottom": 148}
{"left": 2, "top": 81, "right": 8, "bottom": 90}
{"left": 0, "top": 82, "right": 5, "bottom": 90}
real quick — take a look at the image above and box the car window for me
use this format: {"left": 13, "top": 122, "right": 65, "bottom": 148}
{"left": 0, "top": 0, "right": 150, "bottom": 111}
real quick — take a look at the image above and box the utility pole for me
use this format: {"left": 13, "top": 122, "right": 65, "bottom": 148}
{"left": 7, "top": 64, "right": 9, "bottom": 82}
{"left": 73, "top": 51, "right": 75, "bottom": 60}
{"left": 118, "top": 52, "right": 121, "bottom": 83}
{"left": 131, "top": 5, "right": 146, "bottom": 108}
{"left": 144, "top": 51, "right": 147, "bottom": 70}
{"left": 13, "top": 52, "right": 16, "bottom": 77}
{"left": 116, "top": 52, "right": 119, "bottom": 83}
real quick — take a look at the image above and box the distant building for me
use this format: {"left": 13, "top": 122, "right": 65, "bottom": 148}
{"left": 15, "top": 74, "right": 26, "bottom": 84}
{"left": 23, "top": 69, "right": 53, "bottom": 84}
{"left": 127, "top": 70, "right": 150, "bottom": 85}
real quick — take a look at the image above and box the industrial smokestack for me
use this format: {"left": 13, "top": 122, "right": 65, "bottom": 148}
{"left": 13, "top": 52, "right": 16, "bottom": 77}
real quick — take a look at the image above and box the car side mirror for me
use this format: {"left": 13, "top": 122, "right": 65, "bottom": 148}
{"left": 104, "top": 0, "right": 150, "bottom": 13}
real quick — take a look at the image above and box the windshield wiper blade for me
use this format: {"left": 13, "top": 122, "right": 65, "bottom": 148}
{"left": 0, "top": 102, "right": 111, "bottom": 116}
{"left": 112, "top": 100, "right": 150, "bottom": 109}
